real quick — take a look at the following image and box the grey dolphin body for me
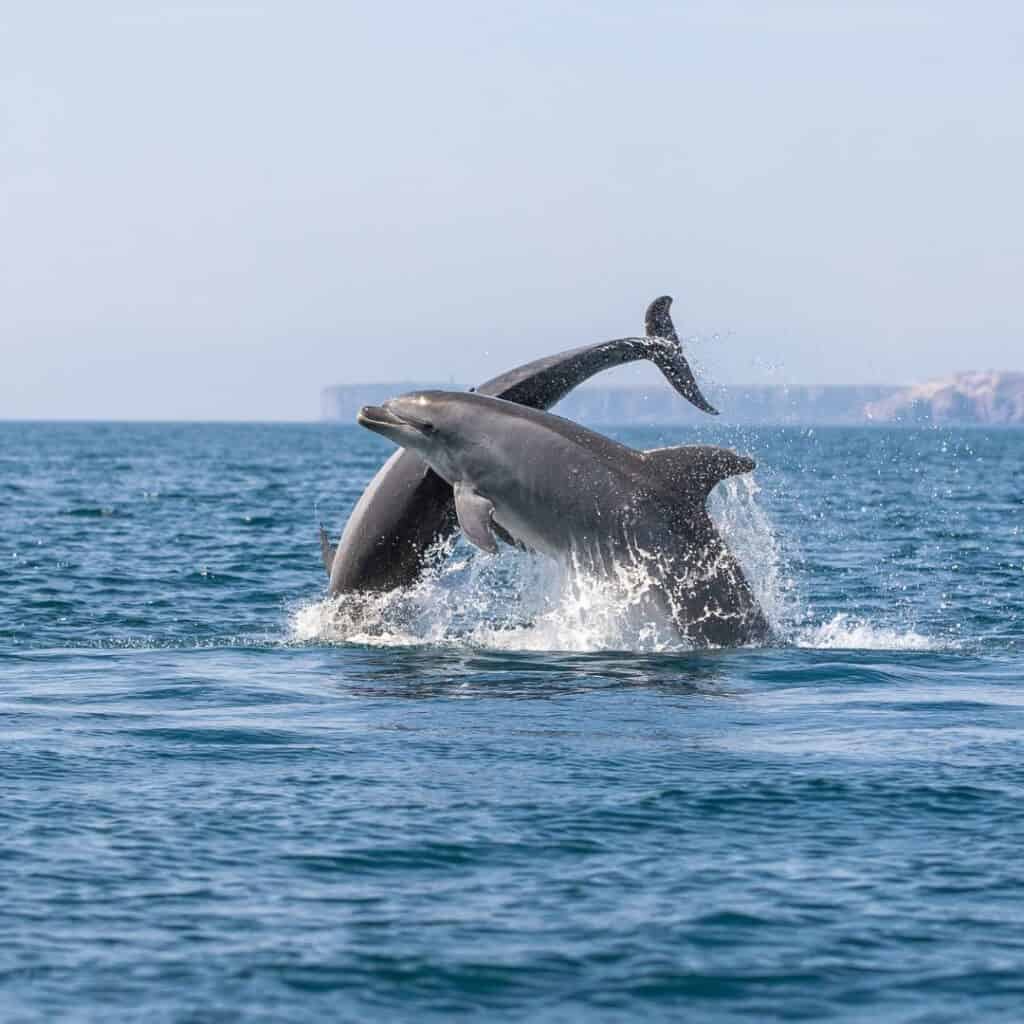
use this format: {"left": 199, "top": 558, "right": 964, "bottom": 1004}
{"left": 323, "top": 297, "right": 717, "bottom": 595}
{"left": 357, "top": 391, "right": 771, "bottom": 648}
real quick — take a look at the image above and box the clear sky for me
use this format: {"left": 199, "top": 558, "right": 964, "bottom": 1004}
{"left": 3, "top": 2, "right": 1022, "bottom": 420}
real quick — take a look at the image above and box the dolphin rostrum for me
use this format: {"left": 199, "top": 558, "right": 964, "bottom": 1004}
{"left": 356, "top": 390, "right": 771, "bottom": 648}
{"left": 323, "top": 296, "right": 717, "bottom": 595}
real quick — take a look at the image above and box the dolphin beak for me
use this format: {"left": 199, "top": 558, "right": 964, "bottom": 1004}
{"left": 357, "top": 404, "right": 408, "bottom": 431}
{"left": 357, "top": 403, "right": 434, "bottom": 448}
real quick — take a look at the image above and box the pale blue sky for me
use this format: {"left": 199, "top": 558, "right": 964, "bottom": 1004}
{"left": 3, "top": 2, "right": 1022, "bottom": 419}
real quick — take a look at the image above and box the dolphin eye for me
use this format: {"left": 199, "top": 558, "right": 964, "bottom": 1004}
{"left": 420, "top": 422, "right": 437, "bottom": 435}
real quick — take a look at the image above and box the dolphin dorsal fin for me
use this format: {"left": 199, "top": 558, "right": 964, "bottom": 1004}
{"left": 642, "top": 445, "right": 756, "bottom": 500}
{"left": 319, "top": 524, "right": 337, "bottom": 576}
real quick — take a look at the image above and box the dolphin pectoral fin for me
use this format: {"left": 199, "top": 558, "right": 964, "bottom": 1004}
{"left": 643, "top": 295, "right": 719, "bottom": 416}
{"left": 319, "top": 523, "right": 337, "bottom": 576}
{"left": 453, "top": 484, "right": 499, "bottom": 554}
{"left": 643, "top": 445, "right": 756, "bottom": 500}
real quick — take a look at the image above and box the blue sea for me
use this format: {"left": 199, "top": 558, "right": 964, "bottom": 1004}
{"left": 2, "top": 421, "right": 1022, "bottom": 1022}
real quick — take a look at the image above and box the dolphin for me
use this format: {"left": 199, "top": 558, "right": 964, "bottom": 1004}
{"left": 356, "top": 390, "right": 771, "bottom": 648}
{"left": 323, "top": 296, "right": 717, "bottom": 595}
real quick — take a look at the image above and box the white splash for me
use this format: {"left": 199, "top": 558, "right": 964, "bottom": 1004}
{"left": 290, "top": 546, "right": 684, "bottom": 653}
{"left": 709, "top": 474, "right": 797, "bottom": 633}
{"left": 795, "top": 613, "right": 941, "bottom": 651}
{"left": 292, "top": 478, "right": 942, "bottom": 654}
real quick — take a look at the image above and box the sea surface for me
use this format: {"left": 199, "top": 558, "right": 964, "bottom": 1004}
{"left": 2, "top": 420, "right": 1022, "bottom": 1022}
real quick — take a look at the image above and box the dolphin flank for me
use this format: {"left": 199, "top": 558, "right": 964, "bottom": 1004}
{"left": 357, "top": 390, "right": 771, "bottom": 648}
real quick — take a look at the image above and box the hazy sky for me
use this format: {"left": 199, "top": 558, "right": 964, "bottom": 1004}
{"left": 3, "top": 2, "right": 1022, "bottom": 420}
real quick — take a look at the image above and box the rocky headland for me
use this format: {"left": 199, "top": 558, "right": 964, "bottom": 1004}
{"left": 865, "top": 371, "right": 1024, "bottom": 426}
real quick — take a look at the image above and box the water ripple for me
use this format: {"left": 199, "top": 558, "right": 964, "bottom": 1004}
{"left": 1, "top": 423, "right": 1023, "bottom": 1022}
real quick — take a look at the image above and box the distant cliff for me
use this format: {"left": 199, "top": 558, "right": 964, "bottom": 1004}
{"left": 552, "top": 384, "right": 895, "bottom": 426}
{"left": 865, "top": 372, "right": 1024, "bottom": 425}
{"left": 322, "top": 383, "right": 898, "bottom": 425}
{"left": 322, "top": 373, "right": 1024, "bottom": 426}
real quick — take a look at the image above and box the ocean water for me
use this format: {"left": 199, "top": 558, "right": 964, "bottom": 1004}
{"left": 2, "top": 420, "right": 1022, "bottom": 1022}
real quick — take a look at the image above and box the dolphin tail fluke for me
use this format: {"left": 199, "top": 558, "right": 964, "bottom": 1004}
{"left": 644, "top": 295, "right": 680, "bottom": 343}
{"left": 650, "top": 345, "right": 719, "bottom": 416}
{"left": 644, "top": 295, "right": 719, "bottom": 417}
{"left": 319, "top": 523, "right": 337, "bottom": 576}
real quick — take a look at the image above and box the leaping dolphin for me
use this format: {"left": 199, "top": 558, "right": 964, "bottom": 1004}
{"left": 356, "top": 391, "right": 771, "bottom": 648}
{"left": 323, "top": 296, "right": 717, "bottom": 595}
